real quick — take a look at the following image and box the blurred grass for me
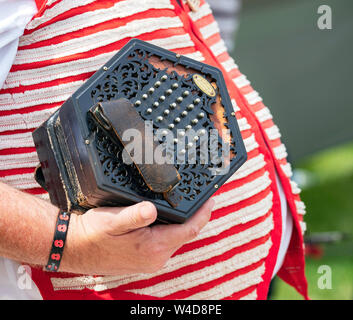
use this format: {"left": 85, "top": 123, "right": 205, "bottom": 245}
{"left": 272, "top": 141, "right": 353, "bottom": 300}
{"left": 300, "top": 141, "right": 353, "bottom": 182}
{"left": 273, "top": 256, "right": 353, "bottom": 300}
{"left": 233, "top": 0, "right": 353, "bottom": 300}
{"left": 297, "top": 142, "right": 353, "bottom": 234}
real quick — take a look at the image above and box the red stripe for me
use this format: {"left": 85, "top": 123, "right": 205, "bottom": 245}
{"left": 21, "top": 9, "right": 178, "bottom": 50}
{"left": 214, "top": 167, "right": 268, "bottom": 196}
{"left": 222, "top": 68, "right": 239, "bottom": 82}
{"left": 3, "top": 72, "right": 93, "bottom": 95}
{"left": 10, "top": 28, "right": 191, "bottom": 72}
{"left": 163, "top": 259, "right": 265, "bottom": 299}
{"left": 228, "top": 67, "right": 241, "bottom": 80}
{"left": 5, "top": 0, "right": 307, "bottom": 300}
{"left": 203, "top": 33, "right": 222, "bottom": 47}
{"left": 258, "top": 118, "right": 275, "bottom": 130}
{"left": 118, "top": 234, "right": 270, "bottom": 292}
{"left": 239, "top": 128, "right": 253, "bottom": 140}
{"left": 25, "top": 0, "right": 117, "bottom": 35}
{"left": 246, "top": 147, "right": 261, "bottom": 160}
{"left": 0, "top": 147, "right": 35, "bottom": 156}
{"left": 216, "top": 51, "right": 231, "bottom": 63}
{"left": 0, "top": 167, "right": 36, "bottom": 177}
{"left": 23, "top": 187, "right": 46, "bottom": 195}
{"left": 173, "top": 209, "right": 272, "bottom": 257}
{"left": 0, "top": 128, "right": 35, "bottom": 136}
{"left": 34, "top": 0, "right": 48, "bottom": 13}
{"left": 247, "top": 102, "right": 266, "bottom": 113}
{"left": 171, "top": 3, "right": 285, "bottom": 300}
{"left": 33, "top": 0, "right": 62, "bottom": 20}
{"left": 277, "top": 158, "right": 289, "bottom": 166}
{"left": 238, "top": 85, "right": 254, "bottom": 96}
{"left": 269, "top": 138, "right": 282, "bottom": 149}
{"left": 193, "top": 13, "right": 215, "bottom": 29}
{"left": 211, "top": 187, "right": 272, "bottom": 221}
{"left": 0, "top": 102, "right": 61, "bottom": 117}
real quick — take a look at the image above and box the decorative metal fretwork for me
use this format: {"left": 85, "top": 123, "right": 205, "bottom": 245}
{"left": 84, "top": 40, "right": 245, "bottom": 212}
{"left": 88, "top": 48, "right": 233, "bottom": 202}
{"left": 33, "top": 39, "right": 246, "bottom": 223}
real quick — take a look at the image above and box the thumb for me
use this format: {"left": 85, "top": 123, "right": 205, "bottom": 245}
{"left": 110, "top": 201, "right": 157, "bottom": 234}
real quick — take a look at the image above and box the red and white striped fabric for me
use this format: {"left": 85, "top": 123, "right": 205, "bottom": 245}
{"left": 0, "top": 0, "right": 308, "bottom": 300}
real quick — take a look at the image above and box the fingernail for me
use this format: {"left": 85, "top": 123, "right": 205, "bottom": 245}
{"left": 140, "top": 202, "right": 156, "bottom": 221}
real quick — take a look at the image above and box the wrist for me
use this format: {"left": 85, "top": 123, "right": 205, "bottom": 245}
{"left": 58, "top": 213, "right": 95, "bottom": 275}
{"left": 44, "top": 211, "right": 71, "bottom": 272}
{"left": 53, "top": 213, "right": 79, "bottom": 273}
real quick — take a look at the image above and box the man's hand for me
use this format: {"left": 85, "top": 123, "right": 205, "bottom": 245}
{"left": 61, "top": 199, "right": 215, "bottom": 275}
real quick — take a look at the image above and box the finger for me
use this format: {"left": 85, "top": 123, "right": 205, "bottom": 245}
{"left": 152, "top": 198, "right": 215, "bottom": 249}
{"left": 107, "top": 201, "right": 157, "bottom": 234}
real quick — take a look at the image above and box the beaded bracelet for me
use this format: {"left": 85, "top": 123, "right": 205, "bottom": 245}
{"left": 45, "top": 210, "right": 71, "bottom": 272}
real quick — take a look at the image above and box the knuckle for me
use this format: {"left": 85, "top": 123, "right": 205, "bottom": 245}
{"left": 142, "top": 243, "right": 169, "bottom": 273}
{"left": 128, "top": 210, "right": 140, "bottom": 228}
{"left": 188, "top": 224, "right": 200, "bottom": 239}
{"left": 150, "top": 242, "right": 165, "bottom": 256}
{"left": 146, "top": 259, "right": 167, "bottom": 273}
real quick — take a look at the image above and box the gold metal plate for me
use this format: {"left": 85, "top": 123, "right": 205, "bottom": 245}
{"left": 193, "top": 74, "right": 216, "bottom": 97}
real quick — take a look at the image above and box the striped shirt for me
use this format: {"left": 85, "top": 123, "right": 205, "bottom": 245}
{"left": 0, "top": 0, "right": 308, "bottom": 300}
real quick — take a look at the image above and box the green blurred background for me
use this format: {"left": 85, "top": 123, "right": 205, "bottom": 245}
{"left": 227, "top": 0, "right": 353, "bottom": 299}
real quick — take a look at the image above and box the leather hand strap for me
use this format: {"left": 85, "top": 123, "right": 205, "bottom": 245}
{"left": 89, "top": 98, "right": 182, "bottom": 207}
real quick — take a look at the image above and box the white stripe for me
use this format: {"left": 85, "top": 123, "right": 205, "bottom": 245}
{"left": 299, "top": 221, "right": 307, "bottom": 234}
{"left": 233, "top": 75, "right": 250, "bottom": 89}
{"left": 148, "top": 34, "right": 194, "bottom": 50}
{"left": 0, "top": 107, "right": 59, "bottom": 133}
{"left": 26, "top": 0, "right": 98, "bottom": 30}
{"left": 220, "top": 57, "right": 238, "bottom": 72}
{"left": 199, "top": 21, "right": 219, "bottom": 39}
{"left": 0, "top": 173, "right": 39, "bottom": 189}
{"left": 6, "top": 34, "right": 196, "bottom": 89}
{"left": 273, "top": 143, "right": 288, "bottom": 160}
{"left": 213, "top": 171, "right": 271, "bottom": 210}
{"left": 295, "top": 200, "right": 306, "bottom": 215}
{"left": 226, "top": 154, "right": 266, "bottom": 182}
{"left": 265, "top": 125, "right": 281, "bottom": 140}
{"left": 214, "top": 192, "right": 273, "bottom": 227}
{"left": 237, "top": 117, "right": 251, "bottom": 131}
{"left": 185, "top": 263, "right": 266, "bottom": 300}
{"left": 255, "top": 107, "right": 273, "bottom": 122}
{"left": 188, "top": 2, "right": 212, "bottom": 21}
{"left": 183, "top": 51, "right": 205, "bottom": 62}
{"left": 0, "top": 152, "right": 39, "bottom": 170}
{"left": 20, "top": 0, "right": 175, "bottom": 46}
{"left": 231, "top": 99, "right": 240, "bottom": 112}
{"left": 0, "top": 81, "right": 83, "bottom": 111}
{"left": 14, "top": 17, "right": 183, "bottom": 65}
{"left": 290, "top": 180, "right": 301, "bottom": 194}
{"left": 0, "top": 132, "right": 34, "bottom": 150}
{"left": 127, "top": 240, "right": 271, "bottom": 298}
{"left": 36, "top": 193, "right": 50, "bottom": 201}
{"left": 51, "top": 214, "right": 274, "bottom": 291}
{"left": 243, "top": 134, "right": 259, "bottom": 153}
{"left": 281, "top": 162, "right": 293, "bottom": 178}
{"left": 210, "top": 39, "right": 227, "bottom": 57}
{"left": 244, "top": 91, "right": 263, "bottom": 105}
{"left": 200, "top": 192, "right": 273, "bottom": 240}
{"left": 45, "top": 0, "right": 58, "bottom": 5}
{"left": 4, "top": 52, "right": 114, "bottom": 89}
